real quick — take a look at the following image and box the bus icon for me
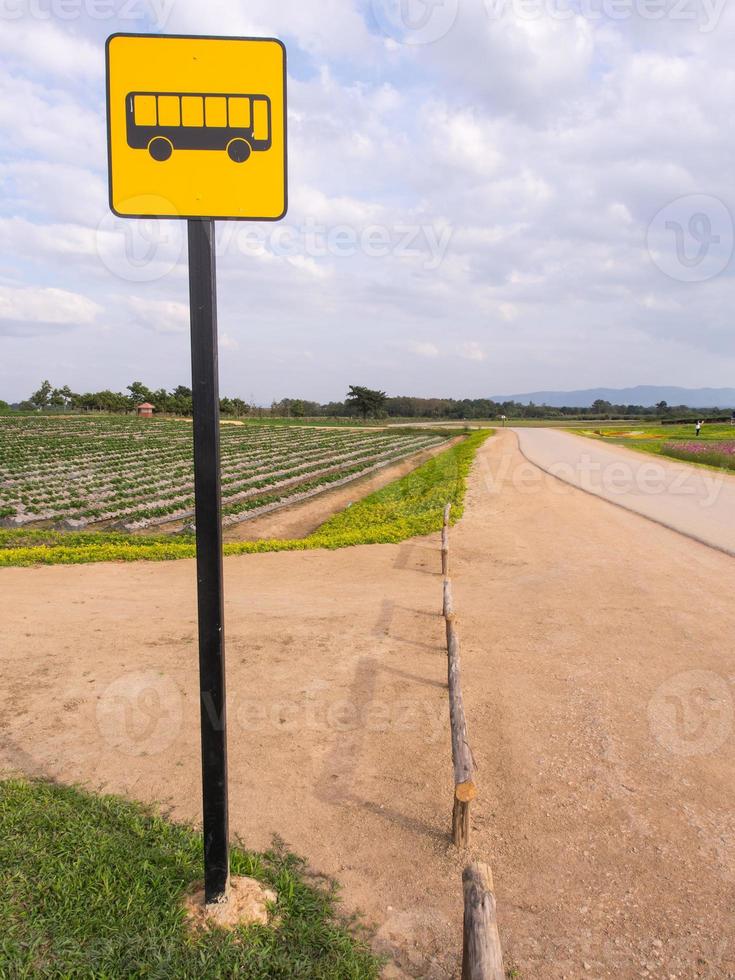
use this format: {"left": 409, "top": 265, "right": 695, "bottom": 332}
{"left": 125, "top": 91, "right": 272, "bottom": 163}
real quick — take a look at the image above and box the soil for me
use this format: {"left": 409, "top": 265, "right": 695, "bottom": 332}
{"left": 183, "top": 876, "right": 277, "bottom": 930}
{"left": 2, "top": 430, "right": 735, "bottom": 978}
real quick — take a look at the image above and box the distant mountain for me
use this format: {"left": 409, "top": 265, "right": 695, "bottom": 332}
{"left": 491, "top": 386, "right": 735, "bottom": 409}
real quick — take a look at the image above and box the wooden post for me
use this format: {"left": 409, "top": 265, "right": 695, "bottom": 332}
{"left": 443, "top": 578, "right": 454, "bottom": 619}
{"left": 441, "top": 503, "right": 476, "bottom": 847}
{"left": 441, "top": 525, "right": 449, "bottom": 576}
{"left": 441, "top": 501, "right": 451, "bottom": 574}
{"left": 446, "top": 616, "right": 476, "bottom": 846}
{"left": 462, "top": 863, "right": 504, "bottom": 980}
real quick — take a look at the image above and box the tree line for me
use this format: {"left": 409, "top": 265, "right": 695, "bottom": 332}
{"left": 4, "top": 381, "right": 724, "bottom": 421}
{"left": 11, "top": 380, "right": 249, "bottom": 418}
{"left": 271, "top": 390, "right": 716, "bottom": 420}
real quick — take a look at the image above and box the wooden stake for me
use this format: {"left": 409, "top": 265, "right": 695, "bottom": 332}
{"left": 443, "top": 578, "right": 454, "bottom": 619}
{"left": 446, "top": 616, "right": 476, "bottom": 845}
{"left": 453, "top": 793, "right": 471, "bottom": 848}
{"left": 462, "top": 863, "right": 504, "bottom": 980}
{"left": 443, "top": 502, "right": 452, "bottom": 527}
{"left": 441, "top": 525, "right": 449, "bottom": 576}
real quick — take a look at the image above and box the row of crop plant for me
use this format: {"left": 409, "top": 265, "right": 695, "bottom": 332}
{"left": 0, "top": 416, "right": 448, "bottom": 530}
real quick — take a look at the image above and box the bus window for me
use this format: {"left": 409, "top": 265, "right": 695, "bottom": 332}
{"left": 205, "top": 96, "right": 227, "bottom": 127}
{"left": 134, "top": 95, "right": 157, "bottom": 126}
{"left": 228, "top": 97, "right": 251, "bottom": 129}
{"left": 181, "top": 96, "right": 204, "bottom": 127}
{"left": 252, "top": 97, "right": 269, "bottom": 141}
{"left": 158, "top": 95, "right": 180, "bottom": 127}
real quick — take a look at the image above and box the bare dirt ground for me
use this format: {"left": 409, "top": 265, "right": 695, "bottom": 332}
{"left": 2, "top": 430, "right": 735, "bottom": 978}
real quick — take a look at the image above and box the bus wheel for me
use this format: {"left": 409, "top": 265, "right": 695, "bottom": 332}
{"left": 227, "top": 138, "right": 251, "bottom": 163}
{"left": 148, "top": 137, "right": 173, "bottom": 162}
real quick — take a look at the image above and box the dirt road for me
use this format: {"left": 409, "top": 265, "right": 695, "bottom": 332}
{"left": 2, "top": 430, "right": 735, "bottom": 977}
{"left": 513, "top": 425, "right": 735, "bottom": 556}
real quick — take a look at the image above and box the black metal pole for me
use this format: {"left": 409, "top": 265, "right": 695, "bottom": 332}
{"left": 187, "top": 218, "right": 229, "bottom": 904}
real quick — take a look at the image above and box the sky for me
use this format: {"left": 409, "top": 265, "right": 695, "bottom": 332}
{"left": 1, "top": 0, "right": 734, "bottom": 404}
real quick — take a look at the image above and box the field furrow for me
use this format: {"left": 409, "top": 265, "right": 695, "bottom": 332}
{"left": 0, "top": 416, "right": 449, "bottom": 531}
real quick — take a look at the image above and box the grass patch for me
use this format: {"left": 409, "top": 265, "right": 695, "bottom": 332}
{"left": 0, "top": 778, "right": 380, "bottom": 978}
{"left": 658, "top": 442, "right": 735, "bottom": 471}
{"left": 576, "top": 424, "right": 735, "bottom": 472}
{"left": 0, "top": 430, "right": 492, "bottom": 567}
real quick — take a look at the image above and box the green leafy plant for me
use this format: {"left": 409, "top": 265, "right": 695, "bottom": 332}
{"left": 0, "top": 431, "right": 491, "bottom": 566}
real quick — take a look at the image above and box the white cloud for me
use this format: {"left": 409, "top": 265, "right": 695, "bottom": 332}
{"left": 128, "top": 297, "right": 188, "bottom": 334}
{"left": 165, "top": 0, "right": 379, "bottom": 61}
{"left": 405, "top": 340, "right": 440, "bottom": 358}
{"left": 0, "top": 71, "right": 105, "bottom": 171}
{"left": 2, "top": 1, "right": 735, "bottom": 400}
{"left": 459, "top": 342, "right": 487, "bottom": 362}
{"left": 0, "top": 20, "right": 101, "bottom": 81}
{"left": 0, "top": 284, "right": 100, "bottom": 334}
{"left": 286, "top": 254, "right": 335, "bottom": 278}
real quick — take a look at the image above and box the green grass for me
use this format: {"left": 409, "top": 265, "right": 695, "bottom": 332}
{"left": 0, "top": 430, "right": 492, "bottom": 566}
{"left": 0, "top": 779, "right": 380, "bottom": 979}
{"left": 575, "top": 423, "right": 735, "bottom": 472}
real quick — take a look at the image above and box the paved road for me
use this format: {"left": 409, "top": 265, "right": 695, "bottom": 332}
{"left": 512, "top": 426, "right": 735, "bottom": 556}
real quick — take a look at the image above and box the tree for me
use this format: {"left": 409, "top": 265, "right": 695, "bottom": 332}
{"left": 127, "top": 381, "right": 154, "bottom": 405}
{"left": 80, "top": 389, "right": 130, "bottom": 412}
{"left": 591, "top": 399, "right": 612, "bottom": 414}
{"left": 151, "top": 388, "right": 169, "bottom": 412}
{"left": 30, "top": 380, "right": 53, "bottom": 409}
{"left": 169, "top": 389, "right": 193, "bottom": 416}
{"left": 57, "top": 385, "right": 75, "bottom": 409}
{"left": 656, "top": 400, "right": 669, "bottom": 415}
{"left": 345, "top": 385, "right": 387, "bottom": 420}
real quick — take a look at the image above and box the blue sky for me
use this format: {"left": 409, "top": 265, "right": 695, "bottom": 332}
{"left": 1, "top": 0, "right": 734, "bottom": 404}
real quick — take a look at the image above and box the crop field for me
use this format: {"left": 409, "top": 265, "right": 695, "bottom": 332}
{"left": 579, "top": 422, "right": 735, "bottom": 471}
{"left": 0, "top": 416, "right": 449, "bottom": 532}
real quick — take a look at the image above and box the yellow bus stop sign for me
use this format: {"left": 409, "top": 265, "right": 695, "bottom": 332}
{"left": 106, "top": 34, "right": 287, "bottom": 221}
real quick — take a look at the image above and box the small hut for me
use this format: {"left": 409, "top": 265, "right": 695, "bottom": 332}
{"left": 136, "top": 402, "right": 154, "bottom": 418}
